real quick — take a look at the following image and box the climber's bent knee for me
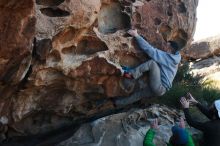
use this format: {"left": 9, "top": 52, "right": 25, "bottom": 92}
{"left": 148, "top": 60, "right": 158, "bottom": 68}
{"left": 152, "top": 85, "right": 166, "bottom": 96}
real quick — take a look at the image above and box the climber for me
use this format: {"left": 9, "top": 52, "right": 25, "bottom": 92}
{"left": 122, "top": 29, "right": 182, "bottom": 96}
{"left": 180, "top": 92, "right": 220, "bottom": 146}
{"left": 144, "top": 118, "right": 195, "bottom": 146}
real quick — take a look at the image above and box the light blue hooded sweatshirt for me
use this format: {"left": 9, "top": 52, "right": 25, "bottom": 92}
{"left": 135, "top": 35, "right": 181, "bottom": 90}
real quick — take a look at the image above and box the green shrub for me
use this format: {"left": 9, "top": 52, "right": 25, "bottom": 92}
{"left": 158, "top": 62, "right": 220, "bottom": 107}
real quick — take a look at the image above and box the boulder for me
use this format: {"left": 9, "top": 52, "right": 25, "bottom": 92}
{"left": 189, "top": 56, "right": 220, "bottom": 89}
{"left": 57, "top": 104, "right": 200, "bottom": 146}
{"left": 183, "top": 35, "right": 220, "bottom": 59}
{"left": 0, "top": 0, "right": 35, "bottom": 98}
{"left": 0, "top": 0, "right": 198, "bottom": 141}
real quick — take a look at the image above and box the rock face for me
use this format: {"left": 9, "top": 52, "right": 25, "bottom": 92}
{"left": 57, "top": 105, "right": 200, "bottom": 146}
{"left": 183, "top": 35, "right": 220, "bottom": 59}
{"left": 0, "top": 0, "right": 35, "bottom": 97}
{"left": 0, "top": 0, "right": 197, "bottom": 142}
{"left": 184, "top": 36, "right": 220, "bottom": 89}
{"left": 189, "top": 56, "right": 220, "bottom": 89}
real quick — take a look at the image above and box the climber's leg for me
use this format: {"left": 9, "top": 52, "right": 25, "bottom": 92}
{"left": 129, "top": 60, "right": 166, "bottom": 96}
{"left": 129, "top": 60, "right": 153, "bottom": 79}
{"left": 121, "top": 59, "right": 166, "bottom": 99}
{"left": 148, "top": 60, "right": 166, "bottom": 96}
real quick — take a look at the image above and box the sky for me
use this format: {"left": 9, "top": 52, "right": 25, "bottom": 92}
{"left": 193, "top": 0, "right": 220, "bottom": 41}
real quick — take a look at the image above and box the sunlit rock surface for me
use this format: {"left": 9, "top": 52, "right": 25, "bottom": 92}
{"left": 57, "top": 105, "right": 200, "bottom": 146}
{"left": 183, "top": 35, "right": 220, "bottom": 59}
{"left": 185, "top": 35, "right": 220, "bottom": 89}
{"left": 0, "top": 0, "right": 197, "bottom": 142}
{"left": 189, "top": 56, "right": 220, "bottom": 89}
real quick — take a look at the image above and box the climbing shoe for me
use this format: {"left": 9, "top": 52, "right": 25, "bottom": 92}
{"left": 121, "top": 66, "right": 134, "bottom": 79}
